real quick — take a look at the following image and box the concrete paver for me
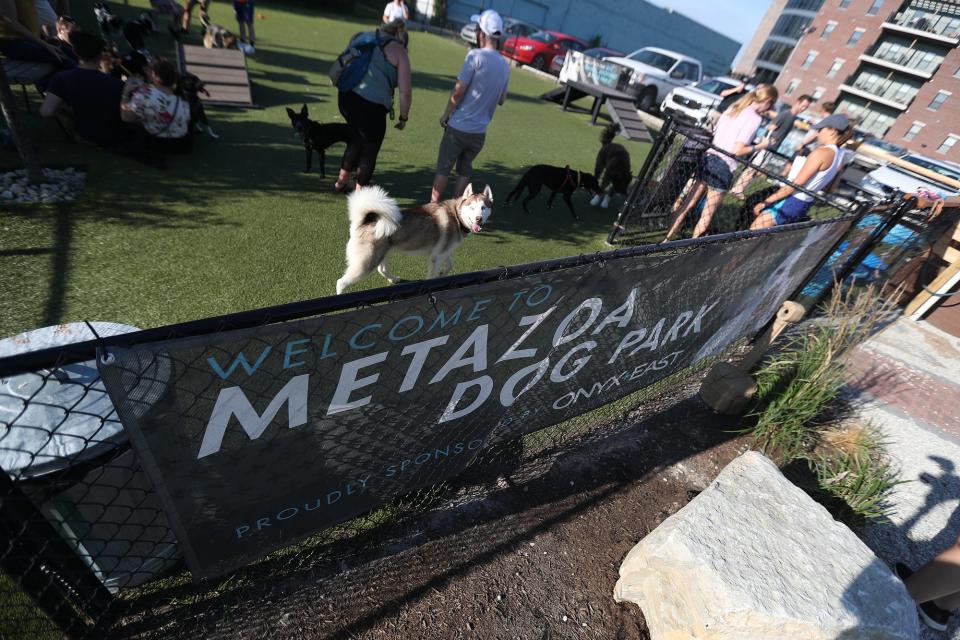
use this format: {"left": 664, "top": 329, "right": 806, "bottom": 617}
{"left": 848, "top": 318, "right": 960, "bottom": 638}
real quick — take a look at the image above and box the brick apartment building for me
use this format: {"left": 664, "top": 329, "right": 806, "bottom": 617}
{"left": 768, "top": 0, "right": 960, "bottom": 161}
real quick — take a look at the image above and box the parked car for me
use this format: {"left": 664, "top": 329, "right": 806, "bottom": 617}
{"left": 549, "top": 46, "right": 624, "bottom": 75}
{"left": 659, "top": 75, "right": 743, "bottom": 124}
{"left": 603, "top": 47, "right": 702, "bottom": 112}
{"left": 501, "top": 30, "right": 588, "bottom": 71}
{"left": 859, "top": 153, "right": 960, "bottom": 199}
{"left": 852, "top": 137, "right": 909, "bottom": 171}
{"left": 459, "top": 17, "right": 538, "bottom": 49}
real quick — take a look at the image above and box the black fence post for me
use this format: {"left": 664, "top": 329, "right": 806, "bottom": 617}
{"left": 0, "top": 471, "right": 115, "bottom": 637}
{"left": 607, "top": 116, "right": 675, "bottom": 245}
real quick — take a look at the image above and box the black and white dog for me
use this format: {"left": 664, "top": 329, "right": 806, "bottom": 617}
{"left": 505, "top": 164, "right": 601, "bottom": 220}
{"left": 94, "top": 3, "right": 156, "bottom": 53}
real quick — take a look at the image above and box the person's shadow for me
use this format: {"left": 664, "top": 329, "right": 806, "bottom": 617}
{"left": 842, "top": 454, "right": 960, "bottom": 637}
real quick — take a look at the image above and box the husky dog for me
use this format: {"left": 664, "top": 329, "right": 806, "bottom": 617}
{"left": 591, "top": 124, "right": 632, "bottom": 209}
{"left": 336, "top": 184, "right": 492, "bottom": 295}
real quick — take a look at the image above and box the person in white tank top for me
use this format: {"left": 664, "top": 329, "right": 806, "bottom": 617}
{"left": 750, "top": 113, "right": 852, "bottom": 229}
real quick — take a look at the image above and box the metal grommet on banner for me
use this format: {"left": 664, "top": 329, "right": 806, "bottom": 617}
{"left": 99, "top": 351, "right": 116, "bottom": 366}
{"left": 428, "top": 293, "right": 440, "bottom": 315}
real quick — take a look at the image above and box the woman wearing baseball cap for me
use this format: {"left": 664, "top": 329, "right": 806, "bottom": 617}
{"left": 750, "top": 113, "right": 852, "bottom": 228}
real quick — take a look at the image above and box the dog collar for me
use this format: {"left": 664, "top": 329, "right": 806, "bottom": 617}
{"left": 561, "top": 167, "right": 579, "bottom": 191}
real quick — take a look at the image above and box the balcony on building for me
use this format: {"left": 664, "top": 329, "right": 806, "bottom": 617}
{"left": 859, "top": 41, "right": 944, "bottom": 79}
{"left": 882, "top": 4, "right": 960, "bottom": 45}
{"left": 839, "top": 71, "right": 918, "bottom": 111}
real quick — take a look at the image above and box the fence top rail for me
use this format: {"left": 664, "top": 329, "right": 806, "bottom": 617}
{"left": 663, "top": 119, "right": 858, "bottom": 213}
{"left": 0, "top": 214, "right": 861, "bottom": 377}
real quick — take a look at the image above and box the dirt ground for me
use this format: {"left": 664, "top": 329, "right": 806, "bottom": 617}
{"left": 168, "top": 393, "right": 751, "bottom": 640}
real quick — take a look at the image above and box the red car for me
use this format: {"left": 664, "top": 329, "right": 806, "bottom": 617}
{"left": 502, "top": 30, "right": 588, "bottom": 72}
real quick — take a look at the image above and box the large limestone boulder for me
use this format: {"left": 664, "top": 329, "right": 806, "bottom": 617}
{"left": 614, "top": 451, "right": 918, "bottom": 639}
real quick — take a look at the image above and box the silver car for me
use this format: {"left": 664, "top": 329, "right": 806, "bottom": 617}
{"left": 459, "top": 17, "right": 538, "bottom": 48}
{"left": 859, "top": 153, "right": 960, "bottom": 199}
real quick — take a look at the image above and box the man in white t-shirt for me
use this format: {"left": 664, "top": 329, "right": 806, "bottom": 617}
{"left": 382, "top": 0, "right": 408, "bottom": 23}
{"left": 430, "top": 9, "right": 509, "bottom": 203}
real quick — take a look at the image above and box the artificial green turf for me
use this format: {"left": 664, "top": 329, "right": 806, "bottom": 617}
{"left": 0, "top": 0, "right": 649, "bottom": 337}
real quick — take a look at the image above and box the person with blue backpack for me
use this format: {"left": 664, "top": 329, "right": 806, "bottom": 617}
{"left": 332, "top": 19, "right": 411, "bottom": 193}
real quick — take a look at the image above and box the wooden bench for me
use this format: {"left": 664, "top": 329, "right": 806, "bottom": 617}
{"left": 176, "top": 44, "right": 253, "bottom": 107}
{"left": 2, "top": 58, "right": 55, "bottom": 113}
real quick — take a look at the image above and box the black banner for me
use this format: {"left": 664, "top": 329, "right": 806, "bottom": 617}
{"left": 99, "top": 222, "right": 850, "bottom": 579}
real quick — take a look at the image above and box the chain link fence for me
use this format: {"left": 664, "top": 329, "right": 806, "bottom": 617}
{"left": 607, "top": 117, "right": 862, "bottom": 246}
{"left": 0, "top": 118, "right": 930, "bottom": 639}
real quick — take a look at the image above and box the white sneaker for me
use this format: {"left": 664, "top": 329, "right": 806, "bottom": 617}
{"left": 590, "top": 194, "right": 601, "bottom": 207}
{"left": 600, "top": 194, "right": 611, "bottom": 209}
{"left": 246, "top": 44, "right": 256, "bottom": 56}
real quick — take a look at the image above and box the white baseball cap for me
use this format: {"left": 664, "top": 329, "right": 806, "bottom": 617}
{"left": 470, "top": 9, "right": 504, "bottom": 37}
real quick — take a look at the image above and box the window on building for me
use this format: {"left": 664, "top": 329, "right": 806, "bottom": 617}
{"left": 757, "top": 40, "right": 795, "bottom": 66}
{"left": 753, "top": 68, "right": 779, "bottom": 84}
{"left": 812, "top": 87, "right": 825, "bottom": 101}
{"left": 837, "top": 99, "right": 896, "bottom": 136}
{"left": 821, "top": 21, "right": 836, "bottom": 39}
{"left": 929, "top": 90, "right": 950, "bottom": 110}
{"left": 802, "top": 51, "right": 818, "bottom": 69}
{"left": 786, "top": 0, "right": 824, "bottom": 9}
{"left": 955, "top": 66, "right": 960, "bottom": 79}
{"left": 846, "top": 28, "right": 865, "bottom": 46}
{"left": 839, "top": 0, "right": 851, "bottom": 7}
{"left": 786, "top": 79, "right": 800, "bottom": 95}
{"left": 867, "top": 0, "right": 884, "bottom": 16}
{"left": 903, "top": 122, "right": 924, "bottom": 141}
{"left": 937, "top": 135, "right": 959, "bottom": 154}
{"left": 772, "top": 14, "right": 815, "bottom": 40}
{"left": 827, "top": 59, "right": 844, "bottom": 78}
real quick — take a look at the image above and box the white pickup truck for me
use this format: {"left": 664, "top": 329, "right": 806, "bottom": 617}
{"left": 604, "top": 47, "right": 703, "bottom": 112}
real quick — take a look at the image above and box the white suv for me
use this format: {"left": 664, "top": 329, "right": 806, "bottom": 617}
{"left": 660, "top": 76, "right": 745, "bottom": 124}
{"left": 603, "top": 47, "right": 702, "bottom": 112}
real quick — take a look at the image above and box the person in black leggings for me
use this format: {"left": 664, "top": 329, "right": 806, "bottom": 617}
{"left": 334, "top": 20, "right": 411, "bottom": 192}
{"left": 337, "top": 90, "right": 389, "bottom": 189}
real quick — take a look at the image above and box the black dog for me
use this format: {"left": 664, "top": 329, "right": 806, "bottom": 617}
{"left": 592, "top": 124, "right": 632, "bottom": 209}
{"left": 178, "top": 71, "right": 218, "bottom": 138}
{"left": 505, "top": 164, "right": 601, "bottom": 220}
{"left": 285, "top": 104, "right": 352, "bottom": 176}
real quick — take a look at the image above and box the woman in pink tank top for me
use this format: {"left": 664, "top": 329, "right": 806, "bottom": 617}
{"left": 664, "top": 85, "right": 779, "bottom": 242}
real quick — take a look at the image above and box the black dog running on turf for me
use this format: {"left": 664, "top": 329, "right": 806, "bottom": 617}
{"left": 286, "top": 104, "right": 352, "bottom": 176}
{"left": 505, "top": 164, "right": 601, "bottom": 220}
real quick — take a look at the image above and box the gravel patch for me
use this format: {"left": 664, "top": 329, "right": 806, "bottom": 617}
{"left": 0, "top": 167, "right": 86, "bottom": 204}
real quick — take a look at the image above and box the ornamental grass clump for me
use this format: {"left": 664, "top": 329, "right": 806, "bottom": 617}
{"left": 811, "top": 424, "right": 900, "bottom": 521}
{"left": 749, "top": 283, "right": 902, "bottom": 521}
